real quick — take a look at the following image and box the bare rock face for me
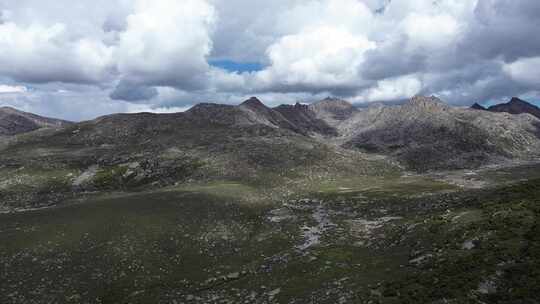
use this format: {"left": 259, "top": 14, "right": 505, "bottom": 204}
{"left": 318, "top": 96, "right": 540, "bottom": 171}
{"left": 274, "top": 103, "right": 337, "bottom": 136}
{"left": 308, "top": 97, "right": 359, "bottom": 127}
{"left": 238, "top": 97, "right": 301, "bottom": 132}
{"left": 0, "top": 106, "right": 72, "bottom": 136}
{"left": 240, "top": 96, "right": 268, "bottom": 110}
{"left": 184, "top": 97, "right": 336, "bottom": 136}
{"left": 487, "top": 97, "right": 540, "bottom": 119}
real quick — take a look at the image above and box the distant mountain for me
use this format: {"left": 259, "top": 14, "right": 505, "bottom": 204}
{"left": 471, "top": 103, "right": 487, "bottom": 110}
{"left": 2, "top": 95, "right": 540, "bottom": 210}
{"left": 186, "top": 97, "right": 337, "bottom": 137}
{"left": 308, "top": 97, "right": 358, "bottom": 127}
{"left": 0, "top": 98, "right": 381, "bottom": 197}
{"left": 238, "top": 97, "right": 302, "bottom": 133}
{"left": 274, "top": 102, "right": 337, "bottom": 136}
{"left": 0, "top": 106, "right": 72, "bottom": 136}
{"left": 329, "top": 96, "right": 540, "bottom": 171}
{"left": 1, "top": 95, "right": 540, "bottom": 187}
{"left": 487, "top": 97, "right": 540, "bottom": 119}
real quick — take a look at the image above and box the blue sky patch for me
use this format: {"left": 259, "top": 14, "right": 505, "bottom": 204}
{"left": 484, "top": 98, "right": 540, "bottom": 108}
{"left": 209, "top": 59, "right": 264, "bottom": 73}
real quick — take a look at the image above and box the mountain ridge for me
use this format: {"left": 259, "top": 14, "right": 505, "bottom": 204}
{"left": 2, "top": 96, "right": 540, "bottom": 173}
{"left": 308, "top": 97, "right": 359, "bottom": 127}
{"left": 1, "top": 95, "right": 540, "bottom": 211}
{"left": 0, "top": 106, "right": 72, "bottom": 136}
{"left": 487, "top": 97, "right": 540, "bottom": 119}
{"left": 333, "top": 96, "right": 540, "bottom": 170}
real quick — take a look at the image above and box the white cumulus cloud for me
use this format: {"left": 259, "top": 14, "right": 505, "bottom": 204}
{"left": 0, "top": 84, "right": 28, "bottom": 93}
{"left": 0, "top": 22, "right": 114, "bottom": 84}
{"left": 360, "top": 75, "right": 423, "bottom": 102}
{"left": 503, "top": 57, "right": 540, "bottom": 86}
{"left": 254, "top": 26, "right": 375, "bottom": 91}
{"left": 115, "top": 0, "right": 216, "bottom": 90}
{"left": 0, "top": 0, "right": 540, "bottom": 119}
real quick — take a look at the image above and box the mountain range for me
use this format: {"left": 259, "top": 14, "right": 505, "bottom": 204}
{"left": 3, "top": 96, "right": 540, "bottom": 302}
{"left": 471, "top": 97, "right": 540, "bottom": 119}
{"left": 1, "top": 96, "right": 540, "bottom": 174}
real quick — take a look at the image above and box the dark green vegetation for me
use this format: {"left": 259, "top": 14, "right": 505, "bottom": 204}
{"left": 2, "top": 165, "right": 540, "bottom": 303}
{"left": 382, "top": 179, "right": 540, "bottom": 303}
{"left": 0, "top": 113, "right": 396, "bottom": 212}
{"left": 2, "top": 97, "right": 540, "bottom": 303}
{"left": 1, "top": 96, "right": 540, "bottom": 212}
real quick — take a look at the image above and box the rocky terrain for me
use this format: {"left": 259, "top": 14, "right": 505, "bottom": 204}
{"left": 1, "top": 95, "right": 540, "bottom": 211}
{"left": 0, "top": 97, "right": 399, "bottom": 212}
{"left": 2, "top": 161, "right": 540, "bottom": 303}
{"left": 487, "top": 97, "right": 540, "bottom": 119}
{"left": 471, "top": 97, "right": 540, "bottom": 119}
{"left": 307, "top": 97, "right": 359, "bottom": 128}
{"left": 334, "top": 96, "right": 540, "bottom": 171}
{"left": 1, "top": 96, "right": 540, "bottom": 303}
{"left": 274, "top": 102, "right": 337, "bottom": 136}
{"left": 0, "top": 106, "right": 72, "bottom": 136}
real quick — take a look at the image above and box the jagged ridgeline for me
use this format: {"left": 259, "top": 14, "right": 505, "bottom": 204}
{"left": 338, "top": 96, "right": 540, "bottom": 170}
{"left": 0, "top": 97, "right": 393, "bottom": 210}
{"left": 2, "top": 96, "right": 540, "bottom": 172}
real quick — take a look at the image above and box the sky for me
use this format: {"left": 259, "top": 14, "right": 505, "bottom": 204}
{"left": 0, "top": 0, "right": 539, "bottom": 121}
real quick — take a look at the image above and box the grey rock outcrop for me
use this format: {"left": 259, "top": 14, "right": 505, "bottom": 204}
{"left": 487, "top": 97, "right": 540, "bottom": 119}
{"left": 315, "top": 96, "right": 540, "bottom": 171}
{"left": 0, "top": 106, "right": 72, "bottom": 136}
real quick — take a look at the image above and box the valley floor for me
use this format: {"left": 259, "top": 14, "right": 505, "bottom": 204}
{"left": 1, "top": 164, "right": 540, "bottom": 303}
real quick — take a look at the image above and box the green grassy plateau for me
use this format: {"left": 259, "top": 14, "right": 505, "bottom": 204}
{"left": 1, "top": 164, "right": 540, "bottom": 303}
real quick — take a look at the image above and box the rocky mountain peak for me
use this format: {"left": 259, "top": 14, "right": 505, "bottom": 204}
{"left": 273, "top": 102, "right": 337, "bottom": 136}
{"left": 294, "top": 102, "right": 308, "bottom": 110}
{"left": 240, "top": 97, "right": 267, "bottom": 109}
{"left": 488, "top": 97, "right": 540, "bottom": 119}
{"left": 309, "top": 97, "right": 357, "bottom": 123}
{"left": 404, "top": 96, "right": 451, "bottom": 113}
{"left": 509, "top": 97, "right": 529, "bottom": 106}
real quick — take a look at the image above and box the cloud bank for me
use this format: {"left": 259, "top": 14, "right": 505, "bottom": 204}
{"left": 0, "top": 0, "right": 539, "bottom": 120}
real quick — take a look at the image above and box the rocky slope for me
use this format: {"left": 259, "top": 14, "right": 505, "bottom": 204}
{"left": 273, "top": 102, "right": 337, "bottom": 136}
{"left": 3, "top": 96, "right": 539, "bottom": 174}
{"left": 2, "top": 99, "right": 540, "bottom": 303}
{"left": 332, "top": 96, "right": 540, "bottom": 171}
{"left": 487, "top": 97, "right": 540, "bottom": 119}
{"left": 184, "top": 97, "right": 334, "bottom": 137}
{"left": 2, "top": 95, "right": 540, "bottom": 210}
{"left": 0, "top": 106, "right": 72, "bottom": 136}
{"left": 308, "top": 97, "right": 359, "bottom": 128}
{"left": 0, "top": 98, "right": 396, "bottom": 210}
